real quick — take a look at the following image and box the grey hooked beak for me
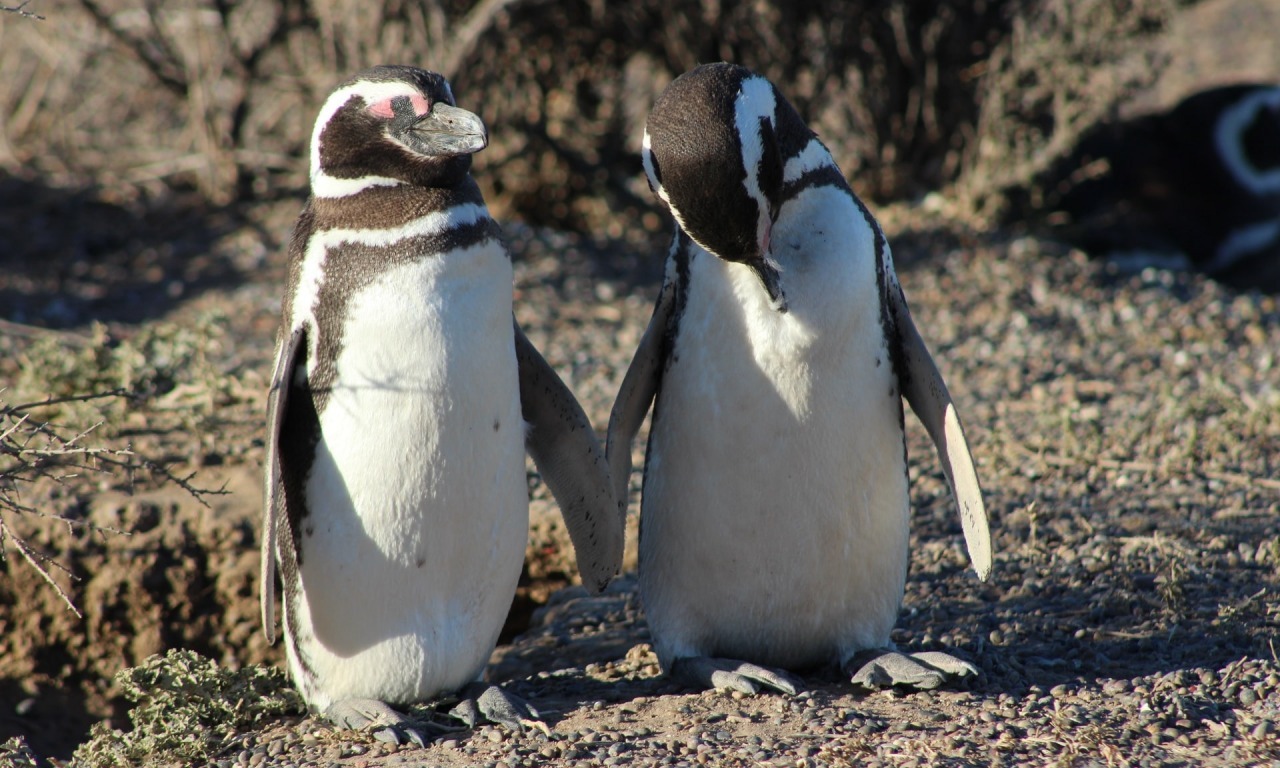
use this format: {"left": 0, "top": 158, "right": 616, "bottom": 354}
{"left": 751, "top": 260, "right": 788, "bottom": 313}
{"left": 411, "top": 103, "right": 488, "bottom": 156}
{"left": 753, "top": 219, "right": 788, "bottom": 313}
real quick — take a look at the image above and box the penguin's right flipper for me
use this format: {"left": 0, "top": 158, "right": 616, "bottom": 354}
{"left": 449, "top": 682, "right": 549, "bottom": 735}
{"left": 324, "top": 698, "right": 431, "bottom": 747}
{"left": 671, "top": 656, "right": 802, "bottom": 696}
{"left": 887, "top": 282, "right": 993, "bottom": 581}
{"left": 605, "top": 277, "right": 677, "bottom": 514}
{"left": 515, "top": 322, "right": 623, "bottom": 594}
{"left": 261, "top": 326, "right": 306, "bottom": 641}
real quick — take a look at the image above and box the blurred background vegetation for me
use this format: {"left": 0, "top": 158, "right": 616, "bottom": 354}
{"left": 0, "top": 0, "right": 1192, "bottom": 237}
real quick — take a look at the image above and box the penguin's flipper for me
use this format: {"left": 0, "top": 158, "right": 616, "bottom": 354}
{"left": 605, "top": 278, "right": 676, "bottom": 514}
{"left": 261, "top": 326, "right": 306, "bottom": 641}
{"left": 846, "top": 649, "right": 979, "bottom": 691}
{"left": 514, "top": 321, "right": 623, "bottom": 594}
{"left": 888, "top": 283, "right": 993, "bottom": 581}
{"left": 671, "top": 656, "right": 802, "bottom": 696}
{"left": 325, "top": 698, "right": 431, "bottom": 747}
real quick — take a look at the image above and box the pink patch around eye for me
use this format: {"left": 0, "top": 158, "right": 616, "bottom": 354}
{"left": 368, "top": 98, "right": 396, "bottom": 119}
{"left": 368, "top": 94, "right": 432, "bottom": 119}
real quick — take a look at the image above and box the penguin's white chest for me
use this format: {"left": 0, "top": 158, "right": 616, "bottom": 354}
{"left": 641, "top": 187, "right": 911, "bottom": 670}
{"left": 289, "top": 241, "right": 527, "bottom": 708}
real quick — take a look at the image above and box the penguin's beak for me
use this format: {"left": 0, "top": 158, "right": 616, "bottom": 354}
{"left": 408, "top": 103, "right": 488, "bottom": 156}
{"left": 753, "top": 220, "right": 788, "bottom": 313}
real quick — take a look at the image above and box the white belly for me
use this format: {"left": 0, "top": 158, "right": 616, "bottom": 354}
{"left": 287, "top": 243, "right": 527, "bottom": 709}
{"left": 641, "top": 190, "right": 910, "bottom": 670}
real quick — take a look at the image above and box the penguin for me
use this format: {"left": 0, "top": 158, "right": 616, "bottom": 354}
{"left": 261, "top": 65, "right": 623, "bottom": 745}
{"left": 607, "top": 63, "right": 992, "bottom": 695}
{"left": 1033, "top": 83, "right": 1280, "bottom": 291}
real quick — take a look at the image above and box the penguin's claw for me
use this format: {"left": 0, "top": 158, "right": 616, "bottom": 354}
{"left": 846, "top": 649, "right": 979, "bottom": 691}
{"left": 324, "top": 698, "right": 430, "bottom": 747}
{"left": 671, "top": 656, "right": 802, "bottom": 696}
{"left": 449, "top": 683, "right": 548, "bottom": 735}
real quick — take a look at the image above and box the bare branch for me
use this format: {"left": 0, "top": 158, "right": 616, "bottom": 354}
{"left": 0, "top": 516, "right": 81, "bottom": 618}
{"left": 1, "top": 1, "right": 44, "bottom": 20}
{"left": 1, "top": 389, "right": 221, "bottom": 614}
{"left": 73, "top": 0, "right": 188, "bottom": 97}
{"left": 4, "top": 389, "right": 133, "bottom": 415}
{"left": 136, "top": 457, "right": 229, "bottom": 509}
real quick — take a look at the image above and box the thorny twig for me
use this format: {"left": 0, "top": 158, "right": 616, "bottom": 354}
{"left": 1, "top": 1, "right": 44, "bottom": 19}
{"left": 1, "top": 390, "right": 225, "bottom": 615}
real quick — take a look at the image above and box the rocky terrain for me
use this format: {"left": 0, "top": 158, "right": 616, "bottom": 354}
{"left": 1, "top": 1, "right": 1278, "bottom": 764}
{"left": 1, "top": 199, "right": 1278, "bottom": 766}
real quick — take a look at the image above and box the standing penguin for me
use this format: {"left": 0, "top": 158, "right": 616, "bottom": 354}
{"left": 608, "top": 63, "right": 992, "bottom": 695}
{"left": 261, "top": 65, "right": 622, "bottom": 745}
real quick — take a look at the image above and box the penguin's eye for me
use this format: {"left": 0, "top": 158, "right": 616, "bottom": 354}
{"left": 368, "top": 94, "right": 432, "bottom": 120}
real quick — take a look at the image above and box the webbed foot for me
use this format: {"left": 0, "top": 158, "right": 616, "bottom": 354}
{"left": 449, "top": 683, "right": 549, "bottom": 735}
{"left": 324, "top": 698, "right": 431, "bottom": 747}
{"left": 671, "top": 656, "right": 802, "bottom": 695}
{"left": 846, "top": 649, "right": 979, "bottom": 691}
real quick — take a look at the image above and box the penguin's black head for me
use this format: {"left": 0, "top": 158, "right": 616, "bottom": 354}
{"left": 643, "top": 62, "right": 816, "bottom": 312}
{"left": 309, "top": 65, "right": 488, "bottom": 197}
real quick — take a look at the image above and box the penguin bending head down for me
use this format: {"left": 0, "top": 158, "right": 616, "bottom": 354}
{"left": 608, "top": 62, "right": 993, "bottom": 695}
{"left": 261, "top": 65, "right": 623, "bottom": 745}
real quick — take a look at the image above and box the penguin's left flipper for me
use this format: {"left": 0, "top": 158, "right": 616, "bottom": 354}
{"left": 260, "top": 326, "right": 307, "bottom": 642}
{"left": 888, "top": 282, "right": 993, "bottom": 581}
{"left": 671, "top": 656, "right": 802, "bottom": 696}
{"left": 605, "top": 278, "right": 676, "bottom": 513}
{"left": 514, "top": 321, "right": 624, "bottom": 594}
{"left": 324, "top": 698, "right": 431, "bottom": 747}
{"left": 449, "top": 682, "right": 550, "bottom": 735}
{"left": 846, "top": 649, "right": 979, "bottom": 691}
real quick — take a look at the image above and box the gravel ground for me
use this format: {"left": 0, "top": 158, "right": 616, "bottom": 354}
{"left": 2, "top": 200, "right": 1279, "bottom": 767}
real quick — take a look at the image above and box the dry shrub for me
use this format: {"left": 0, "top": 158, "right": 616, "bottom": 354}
{"left": 956, "top": 0, "right": 1182, "bottom": 225}
{"left": 2, "top": 0, "right": 1018, "bottom": 231}
{"left": 0, "top": 0, "right": 1188, "bottom": 232}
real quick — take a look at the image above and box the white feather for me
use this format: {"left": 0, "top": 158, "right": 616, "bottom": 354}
{"left": 783, "top": 139, "right": 835, "bottom": 184}
{"left": 733, "top": 77, "right": 777, "bottom": 253}
{"left": 285, "top": 232, "right": 526, "bottom": 709}
{"left": 290, "top": 203, "right": 492, "bottom": 349}
{"left": 642, "top": 183, "right": 910, "bottom": 670}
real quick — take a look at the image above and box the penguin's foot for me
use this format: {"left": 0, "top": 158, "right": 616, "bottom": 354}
{"left": 670, "top": 656, "right": 802, "bottom": 696}
{"left": 323, "top": 698, "right": 432, "bottom": 747}
{"left": 448, "top": 683, "right": 550, "bottom": 735}
{"left": 846, "top": 649, "right": 979, "bottom": 691}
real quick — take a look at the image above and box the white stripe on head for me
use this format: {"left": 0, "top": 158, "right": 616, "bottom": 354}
{"left": 1215, "top": 87, "right": 1280, "bottom": 195}
{"left": 641, "top": 130, "right": 671, "bottom": 206}
{"left": 783, "top": 138, "right": 836, "bottom": 183}
{"left": 309, "top": 80, "right": 427, "bottom": 199}
{"left": 733, "top": 76, "right": 777, "bottom": 256}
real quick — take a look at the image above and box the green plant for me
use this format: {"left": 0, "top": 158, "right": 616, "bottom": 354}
{"left": 73, "top": 649, "right": 304, "bottom": 768}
